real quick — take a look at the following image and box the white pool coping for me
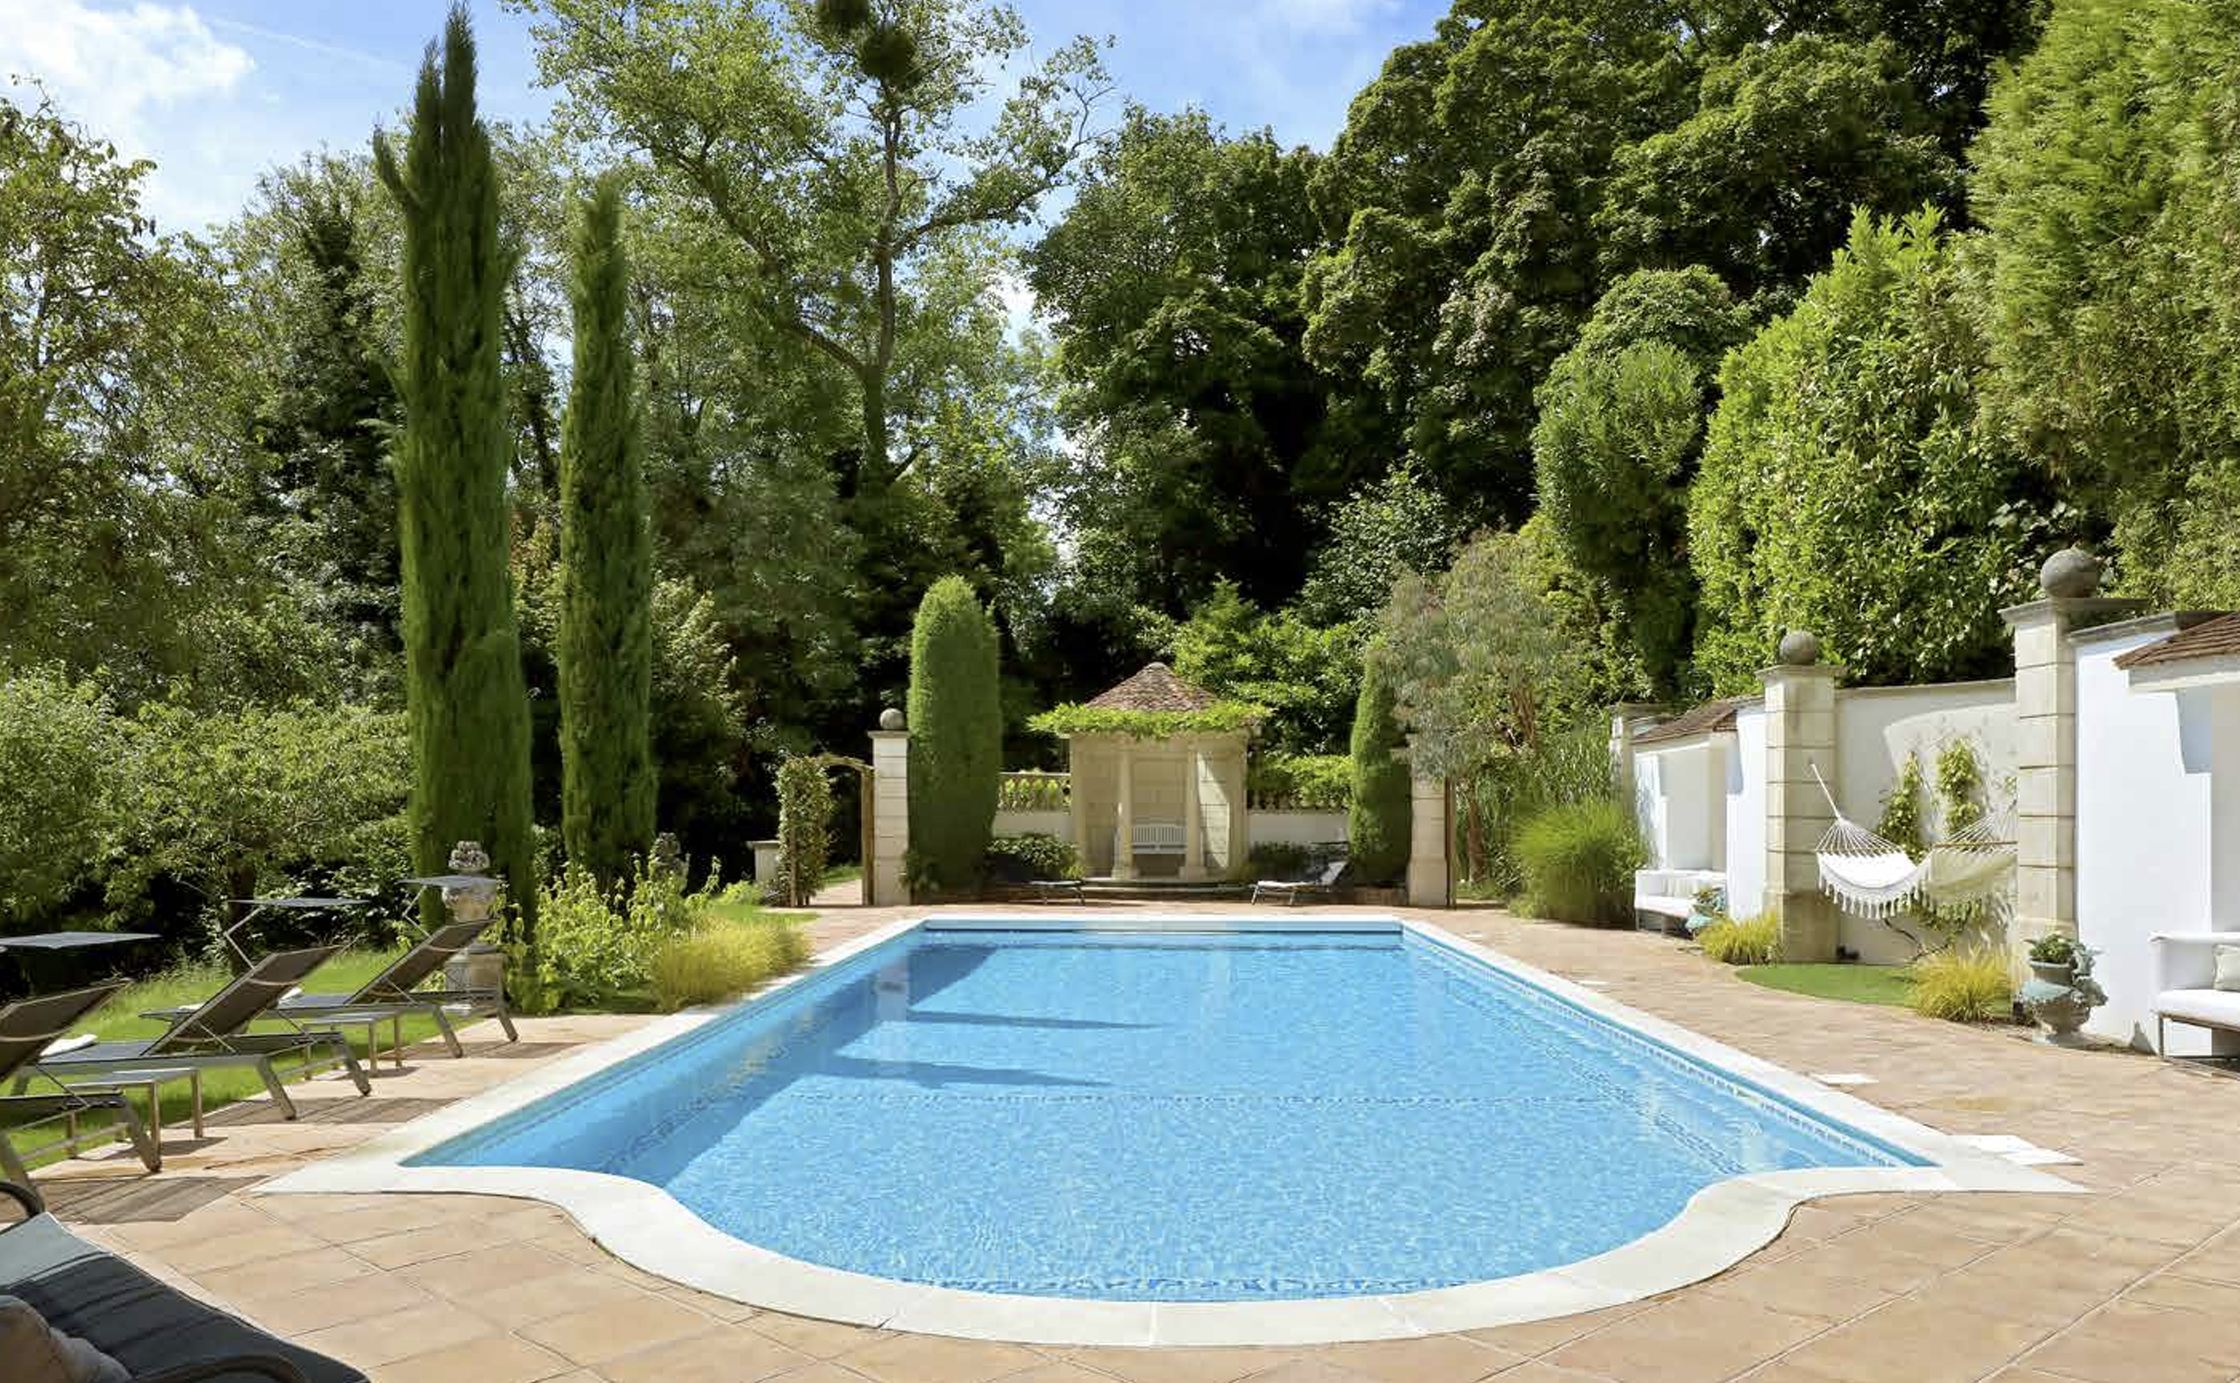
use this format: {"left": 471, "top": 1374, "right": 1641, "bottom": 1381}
{"left": 256, "top": 913, "right": 2081, "bottom": 1346}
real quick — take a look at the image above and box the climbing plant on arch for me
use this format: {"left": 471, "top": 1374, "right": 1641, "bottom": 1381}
{"left": 772, "top": 753, "right": 870, "bottom": 907}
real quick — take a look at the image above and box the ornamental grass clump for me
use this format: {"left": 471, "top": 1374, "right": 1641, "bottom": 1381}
{"left": 650, "top": 913, "right": 810, "bottom": 1012}
{"left": 1908, "top": 947, "right": 2013, "bottom": 1023}
{"left": 1698, "top": 912, "right": 1781, "bottom": 965}
{"left": 1514, "top": 798, "right": 1645, "bottom": 926}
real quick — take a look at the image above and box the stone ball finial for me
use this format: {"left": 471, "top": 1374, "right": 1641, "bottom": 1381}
{"left": 878, "top": 706, "right": 905, "bottom": 731}
{"left": 1776, "top": 628, "right": 1822, "bottom": 666}
{"left": 2039, "top": 546, "right": 2103, "bottom": 599}
{"left": 448, "top": 840, "right": 490, "bottom": 875}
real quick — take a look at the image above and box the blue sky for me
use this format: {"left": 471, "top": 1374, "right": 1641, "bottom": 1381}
{"left": 0, "top": 0, "right": 1446, "bottom": 233}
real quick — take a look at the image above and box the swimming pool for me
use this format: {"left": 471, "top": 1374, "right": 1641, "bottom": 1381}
{"left": 409, "top": 921, "right": 1922, "bottom": 1302}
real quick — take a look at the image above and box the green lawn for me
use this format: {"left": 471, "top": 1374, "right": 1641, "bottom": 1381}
{"left": 6, "top": 947, "right": 448, "bottom": 1170}
{"left": 1737, "top": 962, "right": 1913, "bottom": 1007}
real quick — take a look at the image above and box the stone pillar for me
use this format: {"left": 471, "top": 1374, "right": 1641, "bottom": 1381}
{"left": 1405, "top": 740, "right": 1450, "bottom": 908}
{"left": 1181, "top": 739, "right": 1207, "bottom": 881}
{"left": 1067, "top": 739, "right": 1092, "bottom": 879}
{"left": 1762, "top": 632, "right": 1842, "bottom": 961}
{"left": 868, "top": 711, "right": 911, "bottom": 906}
{"left": 2002, "top": 549, "right": 2147, "bottom": 968}
{"left": 1113, "top": 741, "right": 1137, "bottom": 881}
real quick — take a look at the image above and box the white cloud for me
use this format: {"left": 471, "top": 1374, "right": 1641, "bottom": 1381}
{"left": 0, "top": 0, "right": 257, "bottom": 228}
{"left": 0, "top": 1, "right": 252, "bottom": 144}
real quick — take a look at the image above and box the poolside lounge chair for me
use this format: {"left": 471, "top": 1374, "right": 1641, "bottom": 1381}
{"left": 1, "top": 1179, "right": 365, "bottom": 1381}
{"left": 1251, "top": 856, "right": 1348, "bottom": 905}
{"left": 140, "top": 920, "right": 516, "bottom": 1068}
{"left": 34, "top": 946, "right": 369, "bottom": 1134}
{"left": 0, "top": 983, "right": 161, "bottom": 1185}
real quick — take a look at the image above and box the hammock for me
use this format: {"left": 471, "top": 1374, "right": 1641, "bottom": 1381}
{"left": 1810, "top": 766, "right": 2015, "bottom": 919}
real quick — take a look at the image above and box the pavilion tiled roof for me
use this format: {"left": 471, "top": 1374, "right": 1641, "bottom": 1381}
{"left": 2115, "top": 612, "right": 2240, "bottom": 669}
{"left": 1633, "top": 695, "right": 1760, "bottom": 747}
{"left": 1084, "top": 662, "right": 1218, "bottom": 713}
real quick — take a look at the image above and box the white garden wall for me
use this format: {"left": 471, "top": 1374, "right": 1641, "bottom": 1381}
{"left": 992, "top": 809, "right": 1071, "bottom": 839}
{"left": 1725, "top": 706, "right": 1767, "bottom": 918}
{"left": 1249, "top": 809, "right": 1349, "bottom": 850}
{"left": 1830, "top": 680, "right": 2018, "bottom": 963}
{"left": 2075, "top": 618, "right": 2240, "bottom": 1053}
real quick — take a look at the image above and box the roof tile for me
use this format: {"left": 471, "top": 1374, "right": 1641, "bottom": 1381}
{"left": 2115, "top": 612, "right": 2240, "bottom": 669}
{"left": 1083, "top": 662, "right": 1219, "bottom": 713}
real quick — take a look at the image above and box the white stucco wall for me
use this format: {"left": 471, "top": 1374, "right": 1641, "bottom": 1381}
{"left": 1632, "top": 751, "right": 1666, "bottom": 866}
{"left": 2075, "top": 621, "right": 2237, "bottom": 1052}
{"left": 992, "top": 809, "right": 1071, "bottom": 839}
{"left": 1725, "top": 708, "right": 1767, "bottom": 918}
{"left": 1249, "top": 810, "right": 1348, "bottom": 850}
{"left": 1830, "top": 680, "right": 2018, "bottom": 963}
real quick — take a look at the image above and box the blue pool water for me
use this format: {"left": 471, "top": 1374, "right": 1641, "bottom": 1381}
{"left": 419, "top": 925, "right": 1916, "bottom": 1300}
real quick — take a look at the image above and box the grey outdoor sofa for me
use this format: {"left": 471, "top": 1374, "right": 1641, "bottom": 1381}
{"left": 0, "top": 1179, "right": 363, "bottom": 1381}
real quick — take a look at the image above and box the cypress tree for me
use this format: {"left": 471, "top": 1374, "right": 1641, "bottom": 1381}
{"left": 905, "top": 576, "right": 1001, "bottom": 893}
{"left": 1347, "top": 653, "right": 1411, "bottom": 884}
{"left": 374, "top": 7, "right": 540, "bottom": 939}
{"left": 556, "top": 176, "right": 655, "bottom": 887}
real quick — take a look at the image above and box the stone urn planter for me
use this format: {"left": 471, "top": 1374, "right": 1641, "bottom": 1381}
{"left": 436, "top": 840, "right": 508, "bottom": 997}
{"left": 2019, "top": 934, "right": 2105, "bottom": 1046}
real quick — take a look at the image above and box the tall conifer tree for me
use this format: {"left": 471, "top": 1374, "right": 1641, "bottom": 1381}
{"left": 557, "top": 177, "right": 655, "bottom": 886}
{"left": 375, "top": 8, "right": 540, "bottom": 938}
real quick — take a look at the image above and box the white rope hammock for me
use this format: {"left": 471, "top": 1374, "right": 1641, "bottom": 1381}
{"left": 1810, "top": 765, "right": 2015, "bottom": 920}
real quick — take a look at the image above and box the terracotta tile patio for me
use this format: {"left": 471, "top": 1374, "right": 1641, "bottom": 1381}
{"left": 31, "top": 903, "right": 2240, "bottom": 1382}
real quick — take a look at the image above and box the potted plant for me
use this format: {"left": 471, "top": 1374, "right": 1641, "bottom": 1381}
{"left": 2020, "top": 933, "right": 2105, "bottom": 1046}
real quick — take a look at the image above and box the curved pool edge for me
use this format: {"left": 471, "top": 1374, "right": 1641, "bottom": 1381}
{"left": 253, "top": 913, "right": 2083, "bottom": 1347}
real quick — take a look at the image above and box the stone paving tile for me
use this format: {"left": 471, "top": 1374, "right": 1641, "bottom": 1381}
{"left": 1769, "top": 1296, "right": 2057, "bottom": 1383}
{"left": 993, "top": 1362, "right": 1130, "bottom": 1383}
{"left": 1317, "top": 1333, "right": 1527, "bottom": 1382}
{"left": 367, "top": 1332, "right": 573, "bottom": 1383}
{"left": 290, "top": 1298, "right": 500, "bottom": 1369}
{"left": 751, "top": 1313, "right": 893, "bottom": 1358}
{"left": 34, "top": 903, "right": 2240, "bottom": 1382}
{"left": 238, "top": 1269, "right": 439, "bottom": 1336}
{"left": 1061, "top": 1346, "right": 1300, "bottom": 1383}
{"left": 515, "top": 1289, "right": 721, "bottom": 1363}
{"left": 1542, "top": 1297, "right": 1826, "bottom": 1383}
{"left": 595, "top": 1323, "right": 819, "bottom": 1381}
{"left": 451, "top": 1265, "right": 658, "bottom": 1329}
{"left": 839, "top": 1331, "right": 1050, "bottom": 1383}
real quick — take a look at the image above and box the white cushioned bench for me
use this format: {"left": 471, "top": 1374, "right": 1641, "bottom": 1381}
{"left": 2152, "top": 932, "right": 2240, "bottom": 1054}
{"left": 1119, "top": 821, "right": 1186, "bottom": 856}
{"left": 1634, "top": 868, "right": 1724, "bottom": 920}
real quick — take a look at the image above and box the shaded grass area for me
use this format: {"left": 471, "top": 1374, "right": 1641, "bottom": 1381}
{"left": 1738, "top": 962, "right": 1914, "bottom": 1007}
{"left": 6, "top": 948, "right": 445, "bottom": 1170}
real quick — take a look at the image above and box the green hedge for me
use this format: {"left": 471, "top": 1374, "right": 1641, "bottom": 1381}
{"left": 1346, "top": 656, "right": 1409, "bottom": 884}
{"left": 1249, "top": 752, "right": 1351, "bottom": 809}
{"left": 906, "top": 577, "right": 1002, "bottom": 894}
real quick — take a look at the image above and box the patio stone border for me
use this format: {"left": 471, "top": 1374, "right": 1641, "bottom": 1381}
{"left": 256, "top": 913, "right": 2080, "bottom": 1347}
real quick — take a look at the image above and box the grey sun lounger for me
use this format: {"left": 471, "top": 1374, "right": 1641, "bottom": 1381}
{"left": 142, "top": 919, "right": 516, "bottom": 1069}
{"left": 0, "top": 982, "right": 161, "bottom": 1184}
{"left": 33, "top": 946, "right": 369, "bottom": 1136}
{"left": 1250, "top": 856, "right": 1348, "bottom": 905}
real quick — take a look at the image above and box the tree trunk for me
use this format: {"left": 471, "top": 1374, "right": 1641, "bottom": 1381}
{"left": 1461, "top": 777, "right": 1488, "bottom": 884}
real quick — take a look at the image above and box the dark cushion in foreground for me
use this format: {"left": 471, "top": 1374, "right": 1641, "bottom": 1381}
{"left": 1, "top": 1200, "right": 364, "bottom": 1383}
